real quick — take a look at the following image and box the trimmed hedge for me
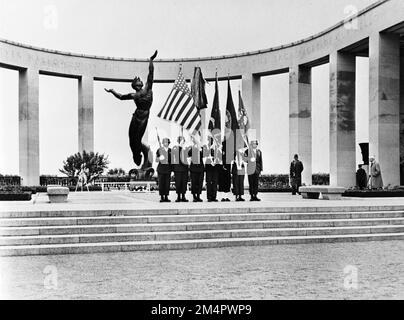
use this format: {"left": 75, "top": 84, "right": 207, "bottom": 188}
{"left": 258, "top": 174, "right": 330, "bottom": 189}
{"left": 0, "top": 192, "right": 32, "bottom": 201}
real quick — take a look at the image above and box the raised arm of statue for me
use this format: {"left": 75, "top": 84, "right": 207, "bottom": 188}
{"left": 145, "top": 50, "right": 158, "bottom": 91}
{"left": 104, "top": 88, "right": 134, "bottom": 100}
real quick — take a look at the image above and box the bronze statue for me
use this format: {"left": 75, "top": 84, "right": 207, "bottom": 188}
{"left": 105, "top": 50, "right": 158, "bottom": 168}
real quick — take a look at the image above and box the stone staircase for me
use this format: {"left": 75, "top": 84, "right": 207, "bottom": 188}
{"left": 1, "top": 206, "right": 404, "bottom": 256}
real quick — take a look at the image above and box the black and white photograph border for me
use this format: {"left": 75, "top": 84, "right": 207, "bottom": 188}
{"left": 0, "top": 0, "right": 404, "bottom": 301}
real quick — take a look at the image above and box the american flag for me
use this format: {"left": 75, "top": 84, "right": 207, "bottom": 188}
{"left": 157, "top": 68, "right": 201, "bottom": 133}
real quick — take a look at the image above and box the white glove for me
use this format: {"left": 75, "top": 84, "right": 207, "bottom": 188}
{"left": 250, "top": 157, "right": 256, "bottom": 162}
{"left": 159, "top": 155, "right": 165, "bottom": 161}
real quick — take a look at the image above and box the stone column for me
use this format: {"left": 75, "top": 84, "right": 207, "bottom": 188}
{"left": 329, "top": 51, "right": 356, "bottom": 187}
{"left": 19, "top": 68, "right": 39, "bottom": 186}
{"left": 78, "top": 75, "right": 94, "bottom": 153}
{"left": 242, "top": 74, "right": 261, "bottom": 142}
{"left": 289, "top": 65, "right": 312, "bottom": 185}
{"left": 369, "top": 33, "right": 400, "bottom": 187}
{"left": 400, "top": 54, "right": 404, "bottom": 186}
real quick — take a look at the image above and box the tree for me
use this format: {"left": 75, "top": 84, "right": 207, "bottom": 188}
{"left": 60, "top": 151, "right": 109, "bottom": 183}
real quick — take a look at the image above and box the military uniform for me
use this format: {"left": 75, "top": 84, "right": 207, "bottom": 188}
{"left": 232, "top": 151, "right": 247, "bottom": 201}
{"left": 245, "top": 147, "right": 263, "bottom": 201}
{"left": 156, "top": 146, "right": 172, "bottom": 201}
{"left": 188, "top": 145, "right": 205, "bottom": 202}
{"left": 204, "top": 144, "right": 222, "bottom": 202}
{"left": 171, "top": 144, "right": 189, "bottom": 202}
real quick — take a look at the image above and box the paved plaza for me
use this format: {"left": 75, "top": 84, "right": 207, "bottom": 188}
{"left": 1, "top": 240, "right": 403, "bottom": 299}
{"left": 0, "top": 191, "right": 404, "bottom": 299}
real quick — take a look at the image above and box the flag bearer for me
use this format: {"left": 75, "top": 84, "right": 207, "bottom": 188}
{"left": 156, "top": 138, "right": 172, "bottom": 202}
{"left": 188, "top": 135, "right": 204, "bottom": 202}
{"left": 204, "top": 136, "right": 222, "bottom": 202}
{"left": 232, "top": 148, "right": 247, "bottom": 201}
{"left": 172, "top": 136, "right": 189, "bottom": 202}
{"left": 245, "top": 140, "right": 263, "bottom": 201}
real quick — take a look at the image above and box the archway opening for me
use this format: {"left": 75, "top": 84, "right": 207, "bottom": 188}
{"left": 0, "top": 68, "right": 18, "bottom": 175}
{"left": 260, "top": 73, "right": 289, "bottom": 174}
{"left": 39, "top": 75, "right": 78, "bottom": 175}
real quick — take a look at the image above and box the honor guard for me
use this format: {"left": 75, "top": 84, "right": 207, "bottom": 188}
{"left": 156, "top": 138, "right": 172, "bottom": 202}
{"left": 245, "top": 140, "right": 263, "bottom": 201}
{"left": 188, "top": 135, "right": 205, "bottom": 202}
{"left": 218, "top": 139, "right": 232, "bottom": 202}
{"left": 171, "top": 136, "right": 189, "bottom": 202}
{"left": 204, "top": 136, "right": 222, "bottom": 202}
{"left": 232, "top": 147, "right": 247, "bottom": 201}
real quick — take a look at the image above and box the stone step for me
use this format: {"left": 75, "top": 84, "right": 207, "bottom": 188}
{"left": 1, "top": 225, "right": 403, "bottom": 246}
{"left": 2, "top": 206, "right": 404, "bottom": 218}
{"left": 1, "top": 211, "right": 404, "bottom": 227}
{"left": 1, "top": 217, "right": 404, "bottom": 236}
{"left": 1, "top": 232, "right": 403, "bottom": 256}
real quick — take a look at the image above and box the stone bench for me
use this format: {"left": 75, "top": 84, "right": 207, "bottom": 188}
{"left": 47, "top": 185, "right": 69, "bottom": 203}
{"left": 299, "top": 186, "right": 346, "bottom": 200}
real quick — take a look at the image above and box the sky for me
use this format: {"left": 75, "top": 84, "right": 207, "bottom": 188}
{"left": 0, "top": 0, "right": 375, "bottom": 175}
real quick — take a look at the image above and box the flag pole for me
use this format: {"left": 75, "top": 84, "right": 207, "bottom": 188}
{"left": 155, "top": 127, "right": 161, "bottom": 148}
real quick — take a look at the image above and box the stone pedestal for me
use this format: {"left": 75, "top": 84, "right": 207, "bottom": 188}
{"left": 369, "top": 33, "right": 401, "bottom": 187}
{"left": 47, "top": 185, "right": 69, "bottom": 203}
{"left": 78, "top": 75, "right": 94, "bottom": 153}
{"left": 329, "top": 52, "right": 356, "bottom": 187}
{"left": 242, "top": 74, "right": 261, "bottom": 142}
{"left": 289, "top": 65, "right": 312, "bottom": 185}
{"left": 19, "top": 68, "right": 39, "bottom": 186}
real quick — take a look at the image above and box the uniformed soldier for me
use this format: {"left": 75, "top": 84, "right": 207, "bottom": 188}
{"left": 204, "top": 136, "right": 222, "bottom": 202}
{"left": 245, "top": 140, "right": 263, "bottom": 201}
{"left": 171, "top": 136, "right": 189, "bottom": 202}
{"left": 156, "top": 138, "right": 172, "bottom": 202}
{"left": 232, "top": 148, "right": 247, "bottom": 201}
{"left": 218, "top": 139, "right": 232, "bottom": 202}
{"left": 188, "top": 135, "right": 205, "bottom": 202}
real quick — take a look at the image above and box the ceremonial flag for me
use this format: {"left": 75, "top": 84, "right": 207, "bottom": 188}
{"left": 190, "top": 67, "right": 208, "bottom": 110}
{"left": 208, "top": 73, "right": 221, "bottom": 132}
{"left": 225, "top": 79, "right": 245, "bottom": 163}
{"left": 157, "top": 67, "right": 201, "bottom": 133}
{"left": 238, "top": 90, "right": 250, "bottom": 133}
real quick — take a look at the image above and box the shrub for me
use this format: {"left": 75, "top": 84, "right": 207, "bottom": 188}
{"left": 60, "top": 150, "right": 109, "bottom": 183}
{"left": 312, "top": 173, "right": 330, "bottom": 185}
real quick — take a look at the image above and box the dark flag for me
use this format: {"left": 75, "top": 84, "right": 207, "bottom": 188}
{"left": 238, "top": 90, "right": 250, "bottom": 134}
{"left": 225, "top": 78, "right": 245, "bottom": 163}
{"left": 209, "top": 73, "right": 221, "bottom": 132}
{"left": 191, "top": 67, "right": 208, "bottom": 111}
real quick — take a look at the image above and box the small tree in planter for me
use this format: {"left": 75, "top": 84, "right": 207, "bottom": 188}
{"left": 59, "top": 151, "right": 110, "bottom": 184}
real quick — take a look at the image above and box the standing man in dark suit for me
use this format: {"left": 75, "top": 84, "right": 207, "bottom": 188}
{"left": 290, "top": 154, "right": 304, "bottom": 195}
{"left": 188, "top": 135, "right": 204, "bottom": 202}
{"left": 245, "top": 140, "right": 263, "bottom": 201}
{"left": 156, "top": 138, "right": 172, "bottom": 202}
{"left": 171, "top": 136, "right": 189, "bottom": 202}
{"left": 356, "top": 164, "right": 367, "bottom": 190}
